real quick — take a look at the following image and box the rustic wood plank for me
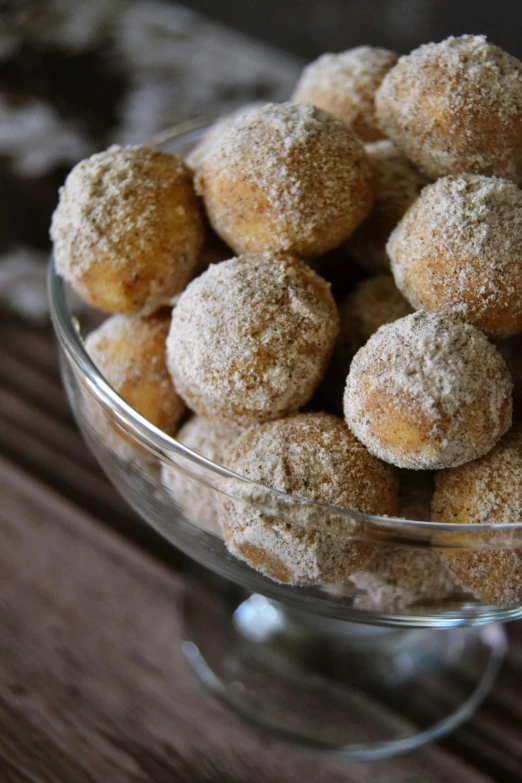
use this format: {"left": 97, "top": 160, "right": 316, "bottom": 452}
{"left": 0, "top": 456, "right": 496, "bottom": 783}
{"left": 439, "top": 697, "right": 522, "bottom": 783}
{"left": 0, "top": 410, "right": 130, "bottom": 518}
{"left": 0, "top": 387, "right": 98, "bottom": 472}
{"left": 0, "top": 412, "right": 189, "bottom": 570}
{"left": 0, "top": 323, "right": 60, "bottom": 377}
{"left": 0, "top": 346, "right": 71, "bottom": 421}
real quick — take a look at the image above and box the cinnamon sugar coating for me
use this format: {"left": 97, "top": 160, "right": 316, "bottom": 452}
{"left": 85, "top": 311, "right": 185, "bottom": 438}
{"left": 162, "top": 416, "right": 242, "bottom": 535}
{"left": 219, "top": 413, "right": 398, "bottom": 585}
{"left": 186, "top": 103, "right": 265, "bottom": 172}
{"left": 349, "top": 140, "right": 430, "bottom": 273}
{"left": 376, "top": 35, "right": 522, "bottom": 180}
{"left": 195, "top": 102, "right": 374, "bottom": 258}
{"left": 344, "top": 312, "right": 513, "bottom": 469}
{"left": 293, "top": 47, "right": 398, "bottom": 142}
{"left": 167, "top": 253, "right": 339, "bottom": 426}
{"left": 51, "top": 145, "right": 204, "bottom": 314}
{"left": 388, "top": 175, "right": 522, "bottom": 338}
{"left": 432, "top": 427, "right": 522, "bottom": 606}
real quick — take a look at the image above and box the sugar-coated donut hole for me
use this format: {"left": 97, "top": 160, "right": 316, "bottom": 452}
{"left": 85, "top": 311, "right": 185, "bottom": 436}
{"left": 348, "top": 471, "right": 463, "bottom": 612}
{"left": 51, "top": 145, "right": 205, "bottom": 314}
{"left": 293, "top": 46, "right": 398, "bottom": 142}
{"left": 432, "top": 427, "right": 522, "bottom": 606}
{"left": 162, "top": 416, "right": 243, "bottom": 535}
{"left": 388, "top": 175, "right": 522, "bottom": 338}
{"left": 196, "top": 102, "right": 374, "bottom": 258}
{"left": 376, "top": 35, "right": 522, "bottom": 180}
{"left": 83, "top": 312, "right": 185, "bottom": 463}
{"left": 344, "top": 312, "right": 513, "bottom": 469}
{"left": 350, "top": 547, "right": 463, "bottom": 612}
{"left": 167, "top": 253, "right": 340, "bottom": 426}
{"left": 316, "top": 275, "right": 412, "bottom": 415}
{"left": 219, "top": 413, "right": 398, "bottom": 585}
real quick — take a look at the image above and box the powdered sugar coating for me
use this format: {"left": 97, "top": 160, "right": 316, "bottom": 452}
{"left": 349, "top": 140, "right": 430, "bottom": 272}
{"left": 167, "top": 253, "right": 339, "bottom": 425}
{"left": 433, "top": 427, "right": 522, "bottom": 606}
{"left": 293, "top": 46, "right": 398, "bottom": 142}
{"left": 186, "top": 103, "right": 265, "bottom": 171}
{"left": 85, "top": 312, "right": 184, "bottom": 434}
{"left": 51, "top": 145, "right": 204, "bottom": 314}
{"left": 388, "top": 175, "right": 522, "bottom": 338}
{"left": 162, "top": 416, "right": 242, "bottom": 535}
{"left": 376, "top": 35, "right": 522, "bottom": 179}
{"left": 219, "top": 413, "right": 398, "bottom": 585}
{"left": 196, "top": 101, "right": 374, "bottom": 258}
{"left": 344, "top": 312, "right": 513, "bottom": 469}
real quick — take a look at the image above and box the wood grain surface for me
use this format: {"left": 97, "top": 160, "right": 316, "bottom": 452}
{"left": 1, "top": 321, "right": 521, "bottom": 782}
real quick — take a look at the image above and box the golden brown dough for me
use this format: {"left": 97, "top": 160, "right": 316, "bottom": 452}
{"left": 85, "top": 311, "right": 185, "bottom": 436}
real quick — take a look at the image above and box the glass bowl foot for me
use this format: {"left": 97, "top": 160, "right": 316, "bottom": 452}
{"left": 182, "top": 581, "right": 506, "bottom": 760}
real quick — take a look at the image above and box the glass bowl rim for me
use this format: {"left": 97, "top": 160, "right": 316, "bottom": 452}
{"left": 47, "top": 119, "right": 522, "bottom": 539}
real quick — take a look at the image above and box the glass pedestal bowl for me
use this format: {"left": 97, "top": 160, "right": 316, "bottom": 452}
{"left": 48, "top": 122, "right": 522, "bottom": 760}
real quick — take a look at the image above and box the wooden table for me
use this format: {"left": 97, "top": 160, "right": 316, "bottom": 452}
{"left": 1, "top": 322, "right": 522, "bottom": 782}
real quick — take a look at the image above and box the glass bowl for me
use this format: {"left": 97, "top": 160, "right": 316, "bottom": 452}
{"left": 48, "top": 120, "right": 521, "bottom": 759}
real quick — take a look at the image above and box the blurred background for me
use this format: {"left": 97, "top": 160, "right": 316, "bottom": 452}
{"left": 185, "top": 0, "right": 522, "bottom": 60}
